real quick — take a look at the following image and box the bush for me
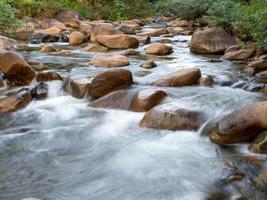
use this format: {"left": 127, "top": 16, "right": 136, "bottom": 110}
{"left": 156, "top": 0, "right": 209, "bottom": 20}
{"left": 204, "top": 0, "right": 267, "bottom": 48}
{"left": 0, "top": 1, "right": 20, "bottom": 33}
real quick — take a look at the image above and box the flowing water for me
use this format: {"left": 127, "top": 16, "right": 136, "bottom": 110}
{"left": 0, "top": 25, "right": 267, "bottom": 200}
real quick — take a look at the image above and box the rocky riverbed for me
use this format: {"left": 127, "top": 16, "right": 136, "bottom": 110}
{"left": 0, "top": 15, "right": 266, "bottom": 200}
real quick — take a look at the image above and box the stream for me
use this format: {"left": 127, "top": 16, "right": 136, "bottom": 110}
{"left": 0, "top": 24, "right": 267, "bottom": 200}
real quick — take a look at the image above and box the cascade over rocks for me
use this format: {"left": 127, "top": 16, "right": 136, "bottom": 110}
{"left": 89, "top": 69, "right": 133, "bottom": 98}
{"left": 30, "top": 82, "right": 48, "bottom": 100}
{"left": 0, "top": 51, "right": 35, "bottom": 86}
{"left": 140, "top": 103, "right": 207, "bottom": 131}
{"left": 209, "top": 101, "right": 267, "bottom": 144}
{"left": 190, "top": 28, "right": 239, "bottom": 54}
{"left": 96, "top": 35, "right": 139, "bottom": 49}
{"left": 145, "top": 43, "right": 173, "bottom": 55}
{"left": 154, "top": 68, "right": 201, "bottom": 87}
{"left": 89, "top": 89, "right": 167, "bottom": 112}
{"left": 63, "top": 75, "right": 92, "bottom": 99}
{"left": 131, "top": 89, "right": 167, "bottom": 112}
{"left": 90, "top": 55, "right": 129, "bottom": 68}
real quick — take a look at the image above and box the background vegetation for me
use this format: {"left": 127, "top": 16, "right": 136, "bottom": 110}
{"left": 0, "top": 0, "right": 266, "bottom": 47}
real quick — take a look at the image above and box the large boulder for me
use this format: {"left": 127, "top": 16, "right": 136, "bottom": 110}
{"left": 82, "top": 43, "right": 108, "bottom": 52}
{"left": 0, "top": 36, "right": 17, "bottom": 50}
{"left": 96, "top": 35, "right": 139, "bottom": 49}
{"left": 209, "top": 101, "right": 267, "bottom": 144}
{"left": 0, "top": 90, "right": 32, "bottom": 113}
{"left": 140, "top": 103, "right": 207, "bottom": 131}
{"left": 131, "top": 89, "right": 167, "bottom": 112}
{"left": 190, "top": 28, "right": 239, "bottom": 54}
{"left": 90, "top": 23, "right": 124, "bottom": 43}
{"left": 154, "top": 68, "right": 201, "bottom": 87}
{"left": 0, "top": 51, "right": 35, "bottom": 86}
{"left": 69, "top": 31, "right": 85, "bottom": 45}
{"left": 145, "top": 43, "right": 173, "bottom": 55}
{"left": 90, "top": 55, "right": 129, "bottom": 68}
{"left": 89, "top": 69, "right": 133, "bottom": 98}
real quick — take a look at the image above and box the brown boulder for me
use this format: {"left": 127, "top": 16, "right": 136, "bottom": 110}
{"left": 131, "top": 89, "right": 167, "bottom": 112}
{"left": 124, "top": 49, "right": 140, "bottom": 56}
{"left": 135, "top": 35, "right": 150, "bottom": 45}
{"left": 168, "top": 19, "right": 193, "bottom": 27}
{"left": 140, "top": 103, "right": 207, "bottom": 131}
{"left": 90, "top": 55, "right": 129, "bottom": 68}
{"left": 0, "top": 51, "right": 35, "bottom": 86}
{"left": 82, "top": 43, "right": 108, "bottom": 52}
{"left": 36, "top": 71, "right": 62, "bottom": 82}
{"left": 89, "top": 90, "right": 134, "bottom": 110}
{"left": 0, "top": 90, "right": 32, "bottom": 113}
{"left": 209, "top": 101, "right": 267, "bottom": 144}
{"left": 64, "top": 75, "right": 92, "bottom": 99}
{"left": 44, "top": 27, "right": 62, "bottom": 35}
{"left": 145, "top": 43, "right": 173, "bottom": 55}
{"left": 245, "top": 58, "right": 267, "bottom": 75}
{"left": 69, "top": 31, "right": 85, "bottom": 45}
{"left": 0, "top": 36, "right": 17, "bottom": 50}
{"left": 190, "top": 28, "right": 239, "bottom": 54}
{"left": 138, "top": 28, "right": 169, "bottom": 37}
{"left": 90, "top": 23, "right": 124, "bottom": 43}
{"left": 41, "top": 45, "right": 57, "bottom": 53}
{"left": 96, "top": 35, "right": 139, "bottom": 49}
{"left": 89, "top": 69, "right": 133, "bottom": 98}
{"left": 154, "top": 68, "right": 201, "bottom": 87}
{"left": 223, "top": 44, "right": 256, "bottom": 61}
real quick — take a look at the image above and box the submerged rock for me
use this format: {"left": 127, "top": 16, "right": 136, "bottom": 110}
{"left": 124, "top": 48, "right": 140, "bottom": 56}
{"left": 89, "top": 69, "right": 133, "bottom": 98}
{"left": 90, "top": 55, "right": 129, "bottom": 68}
{"left": 0, "top": 51, "right": 35, "bottom": 86}
{"left": 198, "top": 75, "right": 214, "bottom": 87}
{"left": 154, "top": 68, "right": 201, "bottom": 87}
{"left": 140, "top": 61, "right": 157, "bottom": 69}
{"left": 140, "top": 103, "right": 207, "bottom": 131}
{"left": 190, "top": 28, "right": 239, "bottom": 54}
{"left": 145, "top": 43, "right": 173, "bottom": 55}
{"left": 209, "top": 101, "right": 267, "bottom": 144}
{"left": 96, "top": 35, "right": 139, "bottom": 49}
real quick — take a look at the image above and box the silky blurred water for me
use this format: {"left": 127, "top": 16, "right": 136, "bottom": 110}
{"left": 0, "top": 27, "right": 267, "bottom": 200}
